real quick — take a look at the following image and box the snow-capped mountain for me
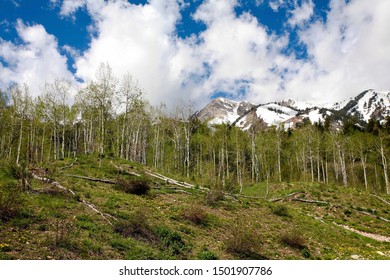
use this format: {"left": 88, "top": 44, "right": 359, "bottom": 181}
{"left": 195, "top": 98, "right": 255, "bottom": 126}
{"left": 194, "top": 90, "right": 390, "bottom": 130}
{"left": 331, "top": 89, "right": 390, "bottom": 122}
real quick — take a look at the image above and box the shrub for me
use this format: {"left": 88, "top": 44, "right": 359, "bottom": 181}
{"left": 53, "top": 219, "right": 77, "bottom": 250}
{"left": 8, "top": 162, "right": 31, "bottom": 190}
{"left": 0, "top": 182, "right": 23, "bottom": 221}
{"left": 156, "top": 226, "right": 187, "bottom": 256}
{"left": 114, "top": 210, "right": 157, "bottom": 243}
{"left": 8, "top": 162, "right": 28, "bottom": 180}
{"left": 116, "top": 178, "right": 150, "bottom": 195}
{"left": 271, "top": 204, "right": 290, "bottom": 217}
{"left": 204, "top": 188, "right": 224, "bottom": 206}
{"left": 181, "top": 205, "right": 209, "bottom": 226}
{"left": 197, "top": 249, "right": 218, "bottom": 260}
{"left": 281, "top": 231, "right": 307, "bottom": 250}
{"left": 301, "top": 247, "right": 311, "bottom": 259}
{"left": 224, "top": 221, "right": 263, "bottom": 258}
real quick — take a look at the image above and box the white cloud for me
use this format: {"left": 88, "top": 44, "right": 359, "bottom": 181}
{"left": 0, "top": 20, "right": 75, "bottom": 96}
{"left": 283, "top": 0, "right": 390, "bottom": 104}
{"left": 2, "top": 0, "right": 390, "bottom": 110}
{"left": 288, "top": 0, "right": 314, "bottom": 27}
{"left": 68, "top": 0, "right": 188, "bottom": 107}
{"left": 56, "top": 0, "right": 390, "bottom": 108}
{"left": 58, "top": 0, "right": 87, "bottom": 16}
{"left": 187, "top": 0, "right": 288, "bottom": 104}
{"left": 255, "top": 0, "right": 264, "bottom": 7}
{"left": 269, "top": 0, "right": 285, "bottom": 12}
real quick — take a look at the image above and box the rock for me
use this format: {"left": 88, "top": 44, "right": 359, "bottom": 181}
{"left": 351, "top": 255, "right": 360, "bottom": 260}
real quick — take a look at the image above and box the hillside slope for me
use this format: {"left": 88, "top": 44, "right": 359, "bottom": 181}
{"left": 1, "top": 156, "right": 390, "bottom": 260}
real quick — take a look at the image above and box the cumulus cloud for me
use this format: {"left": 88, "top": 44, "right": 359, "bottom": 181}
{"left": 288, "top": 0, "right": 314, "bottom": 27}
{"left": 0, "top": 20, "right": 75, "bottom": 96}
{"left": 55, "top": 0, "right": 191, "bottom": 107}
{"left": 1, "top": 0, "right": 390, "bottom": 109}
{"left": 269, "top": 0, "right": 285, "bottom": 12}
{"left": 283, "top": 0, "right": 390, "bottom": 104}
{"left": 187, "top": 0, "right": 289, "bottom": 104}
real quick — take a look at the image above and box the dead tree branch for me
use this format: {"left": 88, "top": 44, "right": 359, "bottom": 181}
{"left": 58, "top": 157, "right": 78, "bottom": 171}
{"left": 291, "top": 198, "right": 329, "bottom": 205}
{"left": 31, "top": 171, "right": 116, "bottom": 226}
{"left": 269, "top": 192, "right": 305, "bottom": 202}
{"left": 370, "top": 194, "right": 390, "bottom": 207}
{"left": 63, "top": 174, "right": 116, "bottom": 184}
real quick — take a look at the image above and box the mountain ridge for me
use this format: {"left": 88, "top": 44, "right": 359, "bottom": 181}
{"left": 195, "top": 89, "right": 390, "bottom": 130}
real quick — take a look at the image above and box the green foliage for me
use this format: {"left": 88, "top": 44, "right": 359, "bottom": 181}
{"left": 156, "top": 226, "right": 187, "bottom": 256}
{"left": 181, "top": 205, "right": 209, "bottom": 226}
{"left": 0, "top": 182, "right": 24, "bottom": 221}
{"left": 271, "top": 204, "right": 290, "bottom": 217}
{"left": 224, "top": 220, "right": 263, "bottom": 258}
{"left": 301, "top": 248, "right": 311, "bottom": 259}
{"left": 197, "top": 248, "right": 218, "bottom": 260}
{"left": 8, "top": 163, "right": 26, "bottom": 180}
{"left": 52, "top": 219, "right": 78, "bottom": 250}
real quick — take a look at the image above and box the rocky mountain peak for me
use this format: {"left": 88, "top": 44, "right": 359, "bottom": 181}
{"left": 195, "top": 89, "right": 390, "bottom": 130}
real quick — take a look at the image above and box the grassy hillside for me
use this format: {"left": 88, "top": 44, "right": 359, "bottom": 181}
{"left": 0, "top": 155, "right": 389, "bottom": 260}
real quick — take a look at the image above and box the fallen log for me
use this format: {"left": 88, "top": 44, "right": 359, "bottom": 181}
{"left": 63, "top": 174, "right": 116, "bottom": 184}
{"left": 145, "top": 171, "right": 191, "bottom": 188}
{"left": 82, "top": 200, "right": 117, "bottom": 226}
{"left": 32, "top": 173, "right": 76, "bottom": 196}
{"left": 31, "top": 171, "right": 116, "bottom": 226}
{"left": 356, "top": 210, "right": 390, "bottom": 223}
{"left": 146, "top": 171, "right": 210, "bottom": 192}
{"left": 269, "top": 192, "right": 305, "bottom": 202}
{"left": 291, "top": 198, "right": 329, "bottom": 205}
{"left": 59, "top": 157, "right": 78, "bottom": 171}
{"left": 370, "top": 194, "right": 390, "bottom": 207}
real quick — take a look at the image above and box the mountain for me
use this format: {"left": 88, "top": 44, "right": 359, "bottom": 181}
{"left": 331, "top": 89, "right": 390, "bottom": 122}
{"left": 194, "top": 97, "right": 255, "bottom": 126}
{"left": 194, "top": 90, "right": 390, "bottom": 130}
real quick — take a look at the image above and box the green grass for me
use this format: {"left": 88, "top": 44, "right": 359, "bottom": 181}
{"left": 0, "top": 155, "right": 389, "bottom": 260}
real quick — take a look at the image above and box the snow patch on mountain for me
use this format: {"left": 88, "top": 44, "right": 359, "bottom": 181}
{"left": 194, "top": 90, "right": 390, "bottom": 130}
{"left": 302, "top": 109, "right": 325, "bottom": 124}
{"left": 255, "top": 103, "right": 298, "bottom": 126}
{"left": 331, "top": 90, "right": 390, "bottom": 122}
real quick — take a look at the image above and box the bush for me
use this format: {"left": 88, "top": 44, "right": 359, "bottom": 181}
{"left": 224, "top": 221, "right": 263, "bottom": 258}
{"left": 197, "top": 249, "right": 218, "bottom": 260}
{"left": 116, "top": 178, "right": 150, "bottom": 195}
{"left": 204, "top": 188, "right": 224, "bottom": 206}
{"left": 114, "top": 210, "right": 157, "bottom": 243}
{"left": 156, "top": 226, "right": 187, "bottom": 256}
{"left": 281, "top": 231, "right": 307, "bottom": 250}
{"left": 8, "top": 162, "right": 31, "bottom": 190}
{"left": 54, "top": 219, "right": 75, "bottom": 248}
{"left": 181, "top": 205, "right": 209, "bottom": 226}
{"left": 0, "top": 182, "right": 23, "bottom": 221}
{"left": 271, "top": 204, "right": 290, "bottom": 217}
{"left": 301, "top": 247, "right": 311, "bottom": 259}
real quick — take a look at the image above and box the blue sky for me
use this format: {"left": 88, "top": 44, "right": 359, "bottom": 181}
{"left": 0, "top": 0, "right": 389, "bottom": 108}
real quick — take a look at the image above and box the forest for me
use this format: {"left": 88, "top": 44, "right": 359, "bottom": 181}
{"left": 0, "top": 63, "right": 389, "bottom": 195}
